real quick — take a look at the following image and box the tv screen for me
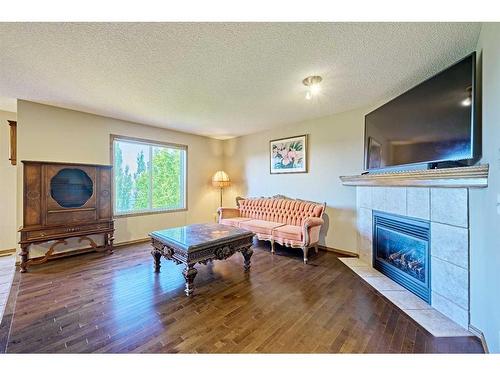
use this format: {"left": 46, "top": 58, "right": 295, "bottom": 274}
{"left": 364, "top": 53, "right": 479, "bottom": 171}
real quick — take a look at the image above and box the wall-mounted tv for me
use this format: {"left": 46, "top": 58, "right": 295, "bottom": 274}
{"left": 364, "top": 52, "right": 480, "bottom": 171}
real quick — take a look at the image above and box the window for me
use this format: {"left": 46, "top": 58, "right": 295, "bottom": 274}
{"left": 111, "top": 136, "right": 187, "bottom": 216}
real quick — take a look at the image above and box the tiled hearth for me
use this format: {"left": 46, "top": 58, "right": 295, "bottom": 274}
{"left": 339, "top": 257, "right": 472, "bottom": 337}
{"left": 354, "top": 186, "right": 472, "bottom": 336}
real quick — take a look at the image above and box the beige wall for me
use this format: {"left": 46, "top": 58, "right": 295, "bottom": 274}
{"left": 222, "top": 106, "right": 369, "bottom": 253}
{"left": 469, "top": 23, "right": 500, "bottom": 353}
{"left": 16, "top": 100, "right": 223, "bottom": 257}
{"left": 11, "top": 100, "right": 368, "bottom": 257}
{"left": 0, "top": 109, "right": 17, "bottom": 251}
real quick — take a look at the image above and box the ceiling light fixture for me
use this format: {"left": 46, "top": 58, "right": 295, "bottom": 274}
{"left": 302, "top": 75, "right": 323, "bottom": 100}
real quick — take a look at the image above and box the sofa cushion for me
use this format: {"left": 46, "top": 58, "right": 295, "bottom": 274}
{"left": 220, "top": 217, "right": 252, "bottom": 227}
{"left": 240, "top": 219, "right": 285, "bottom": 235}
{"left": 272, "top": 225, "right": 302, "bottom": 242}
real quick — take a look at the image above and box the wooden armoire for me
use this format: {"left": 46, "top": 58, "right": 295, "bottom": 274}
{"left": 19, "top": 161, "right": 114, "bottom": 272}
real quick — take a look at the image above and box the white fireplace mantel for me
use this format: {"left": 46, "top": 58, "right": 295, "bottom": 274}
{"left": 340, "top": 164, "right": 489, "bottom": 188}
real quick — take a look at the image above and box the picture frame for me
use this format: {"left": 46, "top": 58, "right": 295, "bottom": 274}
{"left": 367, "top": 136, "right": 382, "bottom": 169}
{"left": 270, "top": 134, "right": 308, "bottom": 174}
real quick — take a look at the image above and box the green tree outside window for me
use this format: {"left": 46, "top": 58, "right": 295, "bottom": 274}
{"left": 113, "top": 139, "right": 186, "bottom": 215}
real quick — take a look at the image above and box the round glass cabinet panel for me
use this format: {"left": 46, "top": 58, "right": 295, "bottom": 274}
{"left": 50, "top": 168, "right": 93, "bottom": 208}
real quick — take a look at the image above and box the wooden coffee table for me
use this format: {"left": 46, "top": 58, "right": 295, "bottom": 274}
{"left": 149, "top": 223, "right": 254, "bottom": 296}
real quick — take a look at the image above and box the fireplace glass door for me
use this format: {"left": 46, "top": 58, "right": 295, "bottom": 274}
{"left": 373, "top": 212, "right": 431, "bottom": 303}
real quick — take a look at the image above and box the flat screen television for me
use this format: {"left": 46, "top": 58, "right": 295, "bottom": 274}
{"left": 364, "top": 52, "right": 480, "bottom": 172}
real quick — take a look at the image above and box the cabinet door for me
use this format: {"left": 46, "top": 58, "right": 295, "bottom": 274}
{"left": 45, "top": 164, "right": 97, "bottom": 225}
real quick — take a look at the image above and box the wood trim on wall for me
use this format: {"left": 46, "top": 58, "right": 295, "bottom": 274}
{"left": 7, "top": 120, "right": 16, "bottom": 165}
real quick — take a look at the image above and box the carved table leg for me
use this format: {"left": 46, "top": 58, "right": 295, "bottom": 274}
{"left": 152, "top": 249, "right": 162, "bottom": 273}
{"left": 242, "top": 247, "right": 253, "bottom": 272}
{"left": 19, "top": 245, "right": 29, "bottom": 273}
{"left": 183, "top": 264, "right": 198, "bottom": 296}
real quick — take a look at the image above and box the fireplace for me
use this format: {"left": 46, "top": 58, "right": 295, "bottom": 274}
{"left": 373, "top": 211, "right": 431, "bottom": 303}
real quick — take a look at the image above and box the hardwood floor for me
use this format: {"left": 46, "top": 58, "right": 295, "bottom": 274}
{"left": 4, "top": 241, "right": 483, "bottom": 353}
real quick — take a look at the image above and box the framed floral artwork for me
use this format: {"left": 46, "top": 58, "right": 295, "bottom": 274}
{"left": 270, "top": 134, "right": 308, "bottom": 174}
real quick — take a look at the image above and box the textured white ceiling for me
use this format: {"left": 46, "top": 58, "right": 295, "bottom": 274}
{"left": 0, "top": 23, "right": 480, "bottom": 139}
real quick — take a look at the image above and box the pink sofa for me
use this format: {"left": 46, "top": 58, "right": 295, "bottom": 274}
{"left": 217, "top": 196, "right": 326, "bottom": 264}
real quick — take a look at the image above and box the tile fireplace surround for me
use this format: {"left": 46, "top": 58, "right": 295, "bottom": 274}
{"left": 340, "top": 165, "right": 489, "bottom": 338}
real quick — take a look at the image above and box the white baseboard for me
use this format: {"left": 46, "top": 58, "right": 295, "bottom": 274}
{"left": 0, "top": 248, "right": 16, "bottom": 257}
{"left": 318, "top": 245, "right": 358, "bottom": 257}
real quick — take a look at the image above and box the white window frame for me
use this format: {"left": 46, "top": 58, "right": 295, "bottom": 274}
{"left": 110, "top": 135, "right": 188, "bottom": 217}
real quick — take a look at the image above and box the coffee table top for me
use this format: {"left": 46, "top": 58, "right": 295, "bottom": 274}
{"left": 150, "top": 223, "right": 253, "bottom": 252}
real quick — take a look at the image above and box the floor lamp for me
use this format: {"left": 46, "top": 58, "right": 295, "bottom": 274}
{"left": 212, "top": 170, "right": 231, "bottom": 207}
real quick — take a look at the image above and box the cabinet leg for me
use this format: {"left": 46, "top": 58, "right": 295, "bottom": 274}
{"left": 104, "top": 233, "right": 110, "bottom": 251}
{"left": 20, "top": 245, "right": 29, "bottom": 273}
{"left": 183, "top": 264, "right": 198, "bottom": 296}
{"left": 108, "top": 232, "right": 114, "bottom": 254}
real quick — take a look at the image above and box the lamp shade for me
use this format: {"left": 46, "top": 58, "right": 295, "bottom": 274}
{"left": 212, "top": 170, "right": 231, "bottom": 188}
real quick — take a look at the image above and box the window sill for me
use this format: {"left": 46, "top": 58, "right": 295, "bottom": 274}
{"left": 114, "top": 207, "right": 187, "bottom": 218}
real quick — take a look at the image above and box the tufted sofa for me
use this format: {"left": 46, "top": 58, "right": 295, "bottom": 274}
{"left": 217, "top": 196, "right": 326, "bottom": 264}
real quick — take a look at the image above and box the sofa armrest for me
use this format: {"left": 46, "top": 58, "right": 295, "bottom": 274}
{"left": 303, "top": 217, "right": 324, "bottom": 228}
{"left": 217, "top": 207, "right": 241, "bottom": 221}
{"left": 302, "top": 217, "right": 324, "bottom": 246}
